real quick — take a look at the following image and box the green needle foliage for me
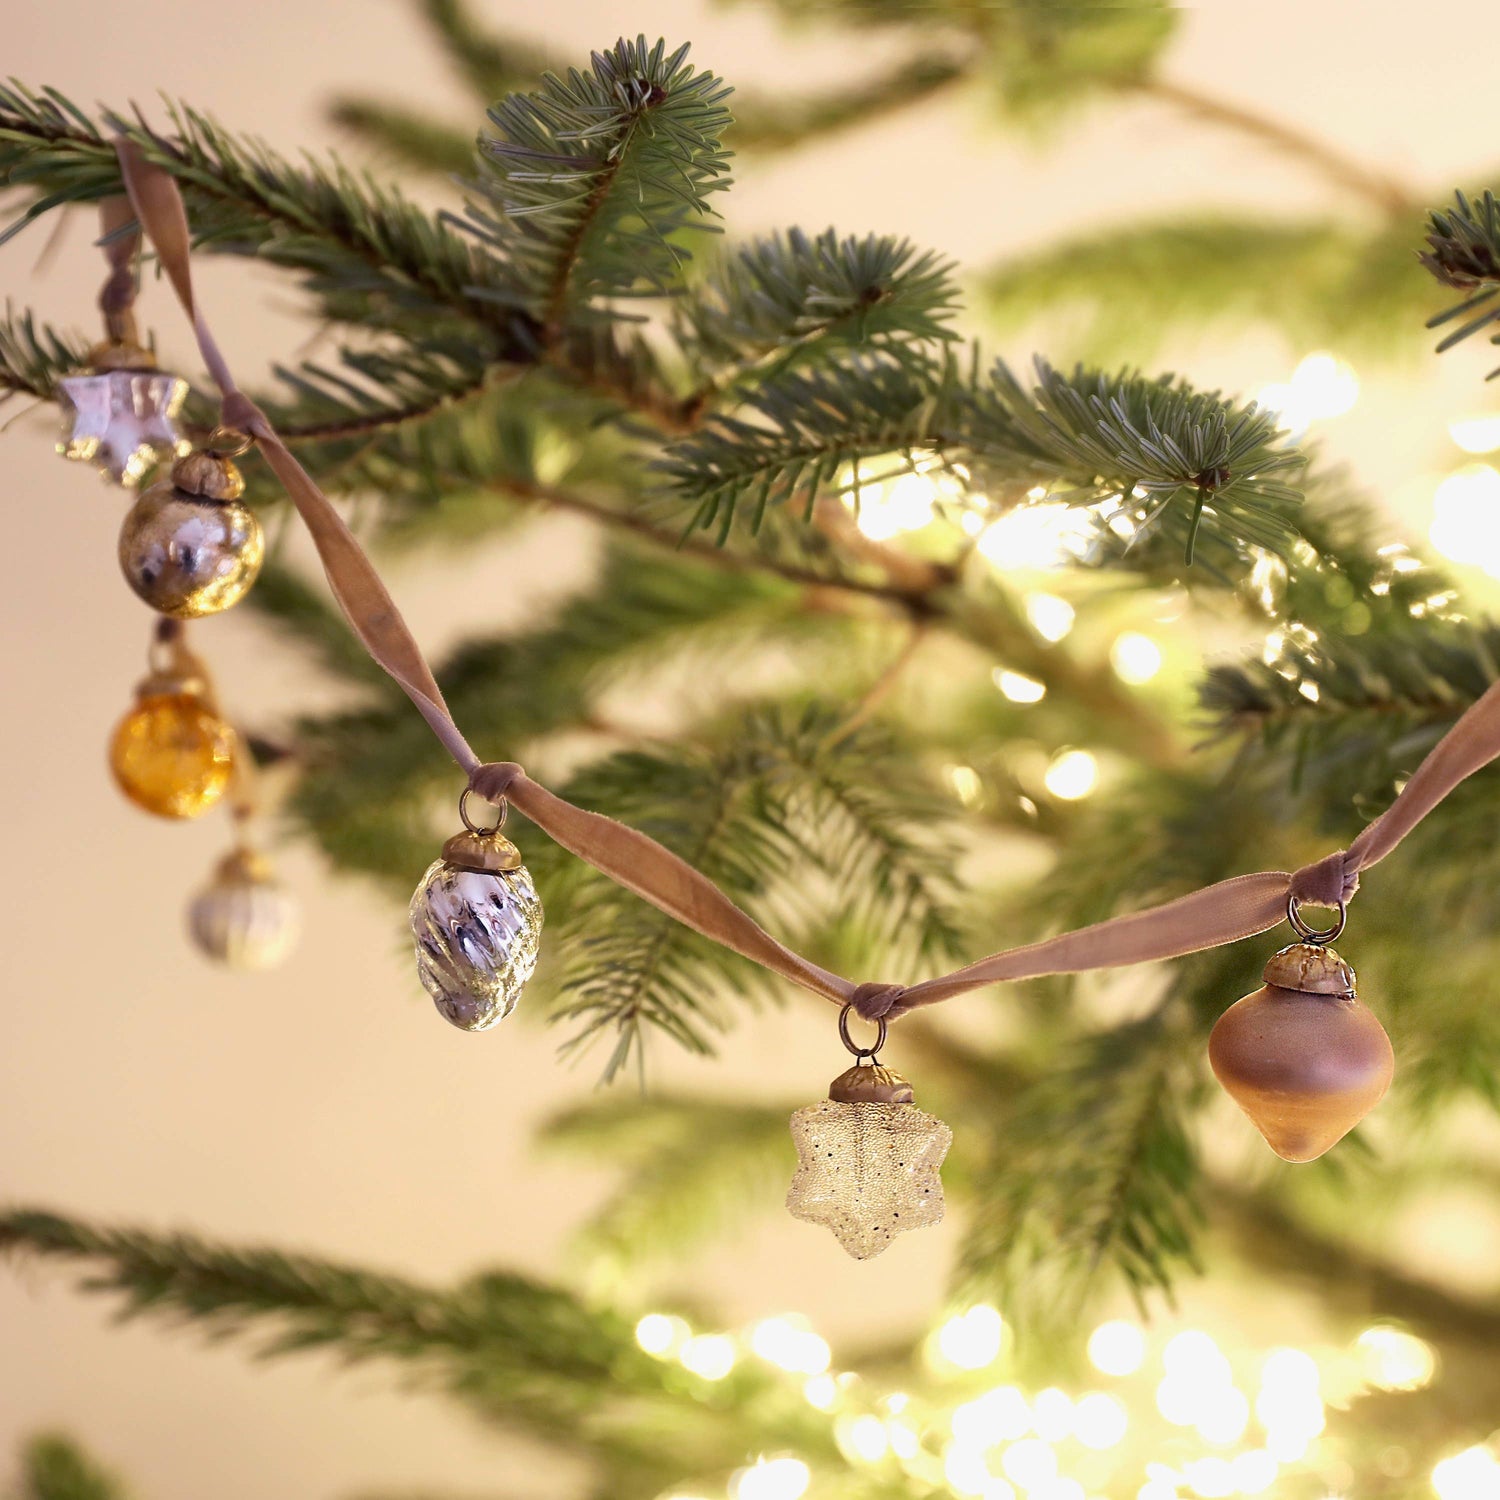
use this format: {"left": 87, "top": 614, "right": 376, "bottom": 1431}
{"left": 7, "top": 16, "right": 1500, "bottom": 1493}
{"left": 11, "top": 1436, "right": 129, "bottom": 1500}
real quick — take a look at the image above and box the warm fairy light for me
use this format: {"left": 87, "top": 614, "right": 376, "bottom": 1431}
{"left": 1156, "top": 1375, "right": 1204, "bottom": 1427}
{"left": 1449, "top": 413, "right": 1500, "bottom": 453}
{"left": 844, "top": 470, "right": 942, "bottom": 540}
{"left": 1183, "top": 1455, "right": 1236, "bottom": 1498}
{"left": 1137, "top": 1483, "right": 1177, "bottom": 1500}
{"left": 1026, "top": 593, "right": 1075, "bottom": 642}
{"left": 943, "top": 1442, "right": 992, "bottom": 1496}
{"left": 838, "top": 1414, "right": 889, "bottom": 1463}
{"left": 1088, "top": 1320, "right": 1147, "bottom": 1377}
{"left": 802, "top": 1374, "right": 838, "bottom": 1410}
{"left": 1163, "top": 1330, "right": 1231, "bottom": 1383}
{"left": 731, "top": 1457, "right": 810, "bottom": 1500}
{"left": 1193, "top": 1386, "right": 1249, "bottom": 1446}
{"left": 1032, "top": 1388, "right": 1074, "bottom": 1442}
{"left": 886, "top": 1419, "right": 920, "bottom": 1460}
{"left": 1044, "top": 748, "right": 1098, "bottom": 801}
{"left": 1256, "top": 352, "right": 1359, "bottom": 437}
{"left": 937, "top": 1305, "right": 1005, "bottom": 1370}
{"left": 947, "top": 764, "right": 985, "bottom": 806}
{"left": 1035, "top": 1479, "right": 1085, "bottom": 1500}
{"left": 749, "top": 1316, "right": 830, "bottom": 1375}
{"left": 1429, "top": 464, "right": 1500, "bottom": 575}
{"left": 1111, "top": 632, "right": 1163, "bottom": 684}
{"left": 1072, "top": 1392, "right": 1128, "bottom": 1449}
{"left": 1255, "top": 1348, "right": 1324, "bottom": 1450}
{"left": 1231, "top": 1450, "right": 1279, "bottom": 1495}
{"left": 996, "top": 668, "right": 1047, "bottom": 703}
{"left": 635, "top": 1313, "right": 689, "bottom": 1357}
{"left": 977, "top": 501, "right": 1094, "bottom": 571}
{"left": 1355, "top": 1325, "right": 1436, "bottom": 1391}
{"left": 1000, "top": 1437, "right": 1058, "bottom": 1489}
{"left": 679, "top": 1333, "right": 736, "bottom": 1380}
{"left": 952, "top": 1386, "right": 1031, "bottom": 1444}
{"left": 1431, "top": 1444, "right": 1500, "bottom": 1500}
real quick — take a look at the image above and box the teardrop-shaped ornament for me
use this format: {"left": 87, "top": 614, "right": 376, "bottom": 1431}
{"left": 786, "top": 1005, "right": 952, "bottom": 1259}
{"left": 409, "top": 790, "right": 543, "bottom": 1031}
{"left": 1209, "top": 901, "right": 1393, "bottom": 1162}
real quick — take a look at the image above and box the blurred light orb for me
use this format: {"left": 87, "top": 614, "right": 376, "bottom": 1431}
{"left": 802, "top": 1374, "right": 838, "bottom": 1410}
{"left": 732, "top": 1458, "right": 810, "bottom": 1500}
{"left": 1183, "top": 1456, "right": 1236, "bottom": 1498}
{"left": 1045, "top": 748, "right": 1098, "bottom": 801}
{"left": 1111, "top": 631, "right": 1163, "bottom": 684}
{"left": 1355, "top": 1325, "right": 1436, "bottom": 1391}
{"left": 977, "top": 501, "right": 1093, "bottom": 571}
{"left": 1257, "top": 352, "right": 1358, "bottom": 437}
{"left": 943, "top": 1441, "right": 993, "bottom": 1496}
{"left": 996, "top": 668, "right": 1047, "bottom": 703}
{"left": 1231, "top": 1450, "right": 1279, "bottom": 1495}
{"left": 1032, "top": 1389, "right": 1074, "bottom": 1442}
{"left": 635, "top": 1313, "right": 688, "bottom": 1357}
{"left": 1025, "top": 592, "right": 1076, "bottom": 642}
{"left": 1449, "top": 413, "right": 1500, "bottom": 453}
{"left": 1000, "top": 1438, "right": 1059, "bottom": 1489}
{"left": 1088, "top": 1320, "right": 1147, "bottom": 1376}
{"left": 1429, "top": 464, "right": 1500, "bottom": 574}
{"left": 749, "top": 1316, "right": 830, "bottom": 1375}
{"left": 1163, "top": 1330, "right": 1231, "bottom": 1383}
{"left": 680, "top": 1333, "right": 736, "bottom": 1380}
{"left": 845, "top": 470, "right": 941, "bottom": 540}
{"left": 953, "top": 1386, "right": 1031, "bottom": 1444}
{"left": 1431, "top": 1445, "right": 1500, "bottom": 1500}
{"left": 1194, "top": 1386, "right": 1250, "bottom": 1446}
{"left": 938, "top": 1305, "right": 1005, "bottom": 1370}
{"left": 1072, "top": 1392, "right": 1128, "bottom": 1449}
{"left": 838, "top": 1414, "right": 889, "bottom": 1464}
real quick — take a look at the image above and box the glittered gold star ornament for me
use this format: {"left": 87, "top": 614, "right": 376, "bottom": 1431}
{"left": 786, "top": 1005, "right": 952, "bottom": 1259}
{"left": 57, "top": 342, "right": 189, "bottom": 487}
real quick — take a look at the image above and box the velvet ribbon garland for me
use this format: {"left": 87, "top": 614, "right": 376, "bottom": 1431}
{"left": 106, "top": 137, "right": 1500, "bottom": 1024}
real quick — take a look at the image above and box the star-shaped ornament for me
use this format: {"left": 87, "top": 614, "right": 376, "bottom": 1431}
{"left": 786, "top": 1062, "right": 952, "bottom": 1259}
{"left": 57, "top": 345, "right": 188, "bottom": 487}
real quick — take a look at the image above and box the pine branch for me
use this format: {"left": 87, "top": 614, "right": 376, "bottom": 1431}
{"left": 0, "top": 307, "right": 89, "bottom": 401}
{"left": 1422, "top": 189, "right": 1500, "bottom": 375}
{"left": 329, "top": 100, "right": 476, "bottom": 177}
{"left": 463, "top": 38, "right": 732, "bottom": 332}
{"left": 538, "top": 1097, "right": 793, "bottom": 1275}
{"left": 13, "top": 1436, "right": 129, "bottom": 1500}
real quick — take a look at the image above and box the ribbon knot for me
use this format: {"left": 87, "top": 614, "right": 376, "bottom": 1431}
{"left": 1289, "top": 849, "right": 1360, "bottom": 909}
{"left": 851, "top": 981, "right": 906, "bottom": 1022}
{"left": 469, "top": 761, "right": 526, "bottom": 805}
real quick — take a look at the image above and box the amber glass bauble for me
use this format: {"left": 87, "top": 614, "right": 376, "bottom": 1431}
{"left": 109, "top": 690, "right": 236, "bottom": 819}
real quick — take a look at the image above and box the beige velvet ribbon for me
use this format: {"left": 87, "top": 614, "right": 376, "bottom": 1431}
{"left": 108, "top": 137, "right": 1500, "bottom": 1023}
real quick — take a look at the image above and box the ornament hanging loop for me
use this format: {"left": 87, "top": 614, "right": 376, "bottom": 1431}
{"left": 207, "top": 425, "right": 253, "bottom": 459}
{"left": 838, "top": 1001, "right": 887, "bottom": 1062}
{"left": 1286, "top": 893, "right": 1346, "bottom": 946}
{"left": 459, "top": 785, "right": 509, "bottom": 836}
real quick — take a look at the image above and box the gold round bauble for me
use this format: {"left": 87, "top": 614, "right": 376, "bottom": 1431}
{"left": 117, "top": 472, "right": 263, "bottom": 618}
{"left": 1208, "top": 943, "right": 1393, "bottom": 1163}
{"left": 109, "top": 691, "right": 236, "bottom": 819}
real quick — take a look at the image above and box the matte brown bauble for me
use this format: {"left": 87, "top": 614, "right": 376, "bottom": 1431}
{"left": 1209, "top": 942, "right": 1393, "bottom": 1163}
{"left": 118, "top": 451, "right": 263, "bottom": 618}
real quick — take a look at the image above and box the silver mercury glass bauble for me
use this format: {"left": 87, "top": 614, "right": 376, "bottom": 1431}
{"left": 409, "top": 801, "right": 543, "bottom": 1031}
{"left": 188, "top": 848, "right": 300, "bottom": 971}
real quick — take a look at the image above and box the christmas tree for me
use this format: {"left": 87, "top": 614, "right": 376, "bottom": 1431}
{"left": 4, "top": 5, "right": 1500, "bottom": 1500}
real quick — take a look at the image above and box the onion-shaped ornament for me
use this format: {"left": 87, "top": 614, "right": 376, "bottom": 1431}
{"left": 188, "top": 847, "right": 300, "bottom": 971}
{"left": 787, "top": 1006, "right": 952, "bottom": 1259}
{"left": 57, "top": 341, "right": 188, "bottom": 487}
{"left": 1209, "top": 901, "right": 1393, "bottom": 1163}
{"left": 109, "top": 639, "right": 235, "bottom": 820}
{"left": 409, "top": 791, "right": 543, "bottom": 1031}
{"left": 118, "top": 443, "right": 264, "bottom": 618}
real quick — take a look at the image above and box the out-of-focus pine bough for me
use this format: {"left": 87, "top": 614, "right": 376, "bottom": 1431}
{"left": 3, "top": 4, "right": 1500, "bottom": 1495}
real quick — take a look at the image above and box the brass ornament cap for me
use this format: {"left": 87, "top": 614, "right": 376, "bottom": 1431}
{"left": 1262, "top": 941, "right": 1356, "bottom": 995}
{"left": 440, "top": 829, "right": 524, "bottom": 874}
{"left": 171, "top": 451, "right": 246, "bottom": 501}
{"left": 1209, "top": 962, "right": 1393, "bottom": 1164}
{"left": 118, "top": 477, "right": 265, "bottom": 618}
{"left": 828, "top": 1061, "right": 915, "bottom": 1104}
{"left": 87, "top": 340, "right": 158, "bottom": 373}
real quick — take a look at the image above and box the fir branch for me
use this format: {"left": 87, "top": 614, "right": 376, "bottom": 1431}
{"left": 330, "top": 100, "right": 475, "bottom": 178}
{"left": 672, "top": 229, "right": 959, "bottom": 405}
{"left": 1422, "top": 190, "right": 1500, "bottom": 375}
{"left": 0, "top": 307, "right": 89, "bottom": 401}
{"left": 955, "top": 1013, "right": 1203, "bottom": 1332}
{"left": 538, "top": 1097, "right": 793, "bottom": 1274}
{"left": 13, "top": 1436, "right": 129, "bottom": 1500}
{"left": 464, "top": 38, "right": 732, "bottom": 332}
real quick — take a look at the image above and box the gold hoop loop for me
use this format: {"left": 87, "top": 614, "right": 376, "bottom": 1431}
{"left": 207, "top": 425, "right": 253, "bottom": 458}
{"left": 838, "top": 1001, "right": 887, "bottom": 1061}
{"left": 1287, "top": 894, "right": 1346, "bottom": 945}
{"left": 459, "top": 786, "right": 508, "bottom": 836}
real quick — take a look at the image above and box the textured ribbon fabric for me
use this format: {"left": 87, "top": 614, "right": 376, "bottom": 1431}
{"left": 106, "top": 137, "right": 1500, "bottom": 1024}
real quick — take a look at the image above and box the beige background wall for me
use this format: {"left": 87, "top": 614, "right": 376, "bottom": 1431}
{"left": 2, "top": 4, "right": 1497, "bottom": 1497}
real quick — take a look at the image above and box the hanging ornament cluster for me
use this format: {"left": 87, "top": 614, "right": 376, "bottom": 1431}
{"left": 786, "top": 1006, "right": 953, "bottom": 1259}
{"left": 57, "top": 339, "right": 188, "bottom": 487}
{"left": 1210, "top": 898, "right": 1393, "bottom": 1162}
{"left": 409, "top": 790, "right": 545, "bottom": 1031}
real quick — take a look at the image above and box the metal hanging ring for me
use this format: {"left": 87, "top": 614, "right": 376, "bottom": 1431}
{"left": 459, "top": 786, "right": 508, "bottom": 836}
{"left": 838, "top": 1001, "right": 886, "bottom": 1061}
{"left": 207, "top": 425, "right": 254, "bottom": 458}
{"left": 1287, "top": 894, "right": 1346, "bottom": 945}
